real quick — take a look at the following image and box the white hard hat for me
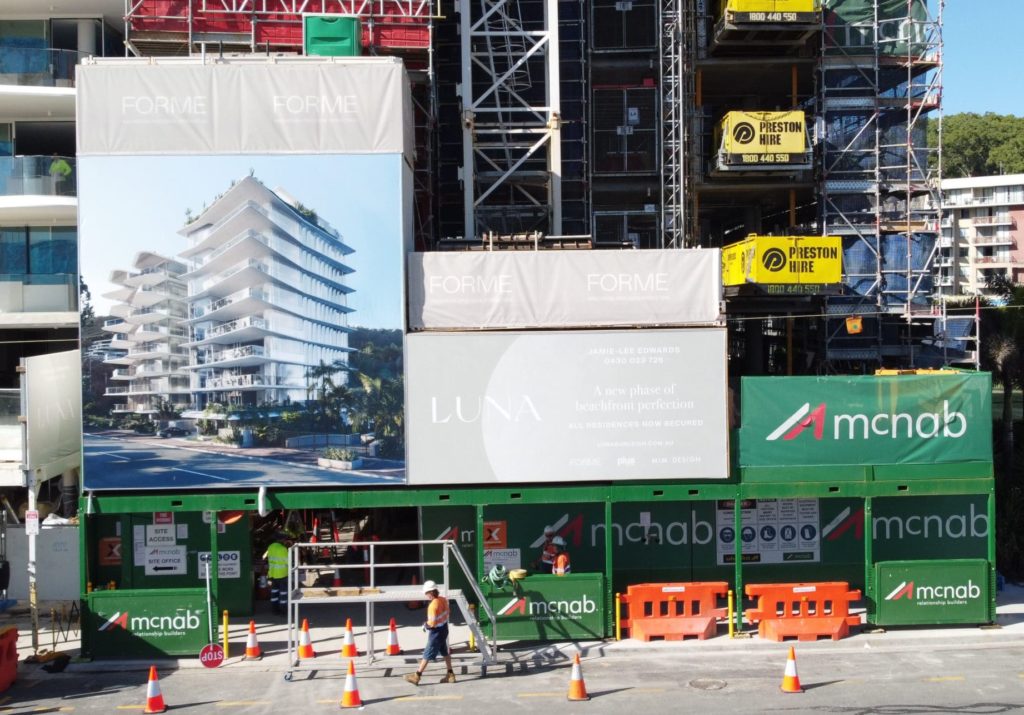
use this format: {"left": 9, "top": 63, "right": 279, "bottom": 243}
{"left": 552, "top": 536, "right": 566, "bottom": 547}
{"left": 543, "top": 525, "right": 555, "bottom": 535}
{"left": 422, "top": 579, "right": 438, "bottom": 594}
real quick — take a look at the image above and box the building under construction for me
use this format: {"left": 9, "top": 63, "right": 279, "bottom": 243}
{"left": 121, "top": 0, "right": 949, "bottom": 370}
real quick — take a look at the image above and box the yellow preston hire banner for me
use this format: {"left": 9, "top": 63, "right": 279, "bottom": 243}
{"left": 722, "top": 235, "right": 842, "bottom": 287}
{"left": 720, "top": 111, "right": 808, "bottom": 158}
{"left": 723, "top": 0, "right": 817, "bottom": 14}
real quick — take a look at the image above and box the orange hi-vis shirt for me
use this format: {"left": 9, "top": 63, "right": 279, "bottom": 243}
{"left": 554, "top": 553, "right": 571, "bottom": 575}
{"left": 426, "top": 596, "right": 449, "bottom": 628}
{"left": 541, "top": 541, "right": 558, "bottom": 566}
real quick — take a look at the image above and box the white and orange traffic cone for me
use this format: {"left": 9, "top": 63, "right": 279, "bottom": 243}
{"left": 386, "top": 617, "right": 402, "bottom": 656}
{"left": 341, "top": 617, "right": 359, "bottom": 658}
{"left": 567, "top": 653, "right": 590, "bottom": 701}
{"left": 298, "top": 618, "right": 317, "bottom": 659}
{"left": 341, "top": 659, "right": 363, "bottom": 709}
{"left": 780, "top": 646, "right": 803, "bottom": 693}
{"left": 144, "top": 665, "right": 167, "bottom": 714}
{"left": 332, "top": 569, "right": 344, "bottom": 588}
{"left": 244, "top": 620, "right": 262, "bottom": 660}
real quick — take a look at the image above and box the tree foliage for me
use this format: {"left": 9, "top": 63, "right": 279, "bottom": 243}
{"left": 932, "top": 113, "right": 1024, "bottom": 177}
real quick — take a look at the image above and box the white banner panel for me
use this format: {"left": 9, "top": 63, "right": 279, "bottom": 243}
{"left": 406, "top": 330, "right": 729, "bottom": 484}
{"left": 25, "top": 350, "right": 82, "bottom": 475}
{"left": 78, "top": 58, "right": 412, "bottom": 158}
{"left": 408, "top": 249, "right": 722, "bottom": 330}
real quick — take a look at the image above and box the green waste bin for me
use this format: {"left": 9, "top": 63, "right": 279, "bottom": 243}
{"left": 304, "top": 15, "right": 362, "bottom": 57}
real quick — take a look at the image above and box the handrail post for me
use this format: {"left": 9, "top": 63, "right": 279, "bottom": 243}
{"left": 369, "top": 542, "right": 376, "bottom": 588}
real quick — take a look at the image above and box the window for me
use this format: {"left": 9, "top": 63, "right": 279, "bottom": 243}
{"left": 0, "top": 228, "right": 27, "bottom": 273}
{"left": 0, "top": 226, "right": 76, "bottom": 276}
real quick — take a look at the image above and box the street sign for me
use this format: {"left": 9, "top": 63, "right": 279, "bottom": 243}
{"left": 199, "top": 643, "right": 225, "bottom": 668}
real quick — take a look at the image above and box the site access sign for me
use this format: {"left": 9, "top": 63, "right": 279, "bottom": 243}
{"left": 739, "top": 373, "right": 992, "bottom": 467}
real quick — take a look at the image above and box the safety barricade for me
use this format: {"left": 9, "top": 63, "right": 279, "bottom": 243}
{"left": 620, "top": 582, "right": 729, "bottom": 641}
{"left": 744, "top": 582, "right": 861, "bottom": 642}
{"left": 0, "top": 626, "right": 17, "bottom": 693}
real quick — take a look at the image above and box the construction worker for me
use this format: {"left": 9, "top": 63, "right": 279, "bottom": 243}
{"left": 552, "top": 536, "right": 571, "bottom": 576}
{"left": 533, "top": 525, "right": 558, "bottom": 574}
{"left": 405, "top": 580, "right": 455, "bottom": 685}
{"left": 263, "top": 533, "right": 292, "bottom": 615}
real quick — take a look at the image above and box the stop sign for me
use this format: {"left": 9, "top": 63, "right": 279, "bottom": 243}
{"left": 199, "top": 643, "right": 225, "bottom": 668}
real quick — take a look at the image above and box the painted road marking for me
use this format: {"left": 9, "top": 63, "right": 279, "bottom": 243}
{"left": 217, "top": 702, "right": 271, "bottom": 707}
{"left": 93, "top": 451, "right": 129, "bottom": 462}
{"left": 926, "top": 676, "right": 965, "bottom": 683}
{"left": 392, "top": 695, "right": 464, "bottom": 702}
{"left": 173, "top": 467, "right": 229, "bottom": 481}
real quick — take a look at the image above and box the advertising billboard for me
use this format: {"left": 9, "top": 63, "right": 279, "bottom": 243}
{"left": 739, "top": 373, "right": 992, "bottom": 468}
{"left": 78, "top": 58, "right": 410, "bottom": 490}
{"left": 406, "top": 329, "right": 729, "bottom": 484}
{"left": 408, "top": 249, "right": 722, "bottom": 330}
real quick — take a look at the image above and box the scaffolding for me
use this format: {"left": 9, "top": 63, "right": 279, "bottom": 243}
{"left": 818, "top": 0, "right": 943, "bottom": 364}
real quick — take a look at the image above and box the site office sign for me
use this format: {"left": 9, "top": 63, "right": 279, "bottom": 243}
{"left": 874, "top": 559, "right": 990, "bottom": 626}
{"left": 739, "top": 374, "right": 992, "bottom": 467}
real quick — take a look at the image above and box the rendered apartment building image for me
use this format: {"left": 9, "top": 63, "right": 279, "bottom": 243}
{"left": 101, "top": 177, "right": 356, "bottom": 420}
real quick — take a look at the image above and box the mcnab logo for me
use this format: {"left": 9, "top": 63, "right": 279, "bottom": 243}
{"left": 766, "top": 401, "right": 967, "bottom": 442}
{"left": 497, "top": 595, "right": 597, "bottom": 619}
{"left": 885, "top": 579, "right": 981, "bottom": 603}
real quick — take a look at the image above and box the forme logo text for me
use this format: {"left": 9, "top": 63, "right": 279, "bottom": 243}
{"left": 767, "top": 401, "right": 967, "bottom": 442}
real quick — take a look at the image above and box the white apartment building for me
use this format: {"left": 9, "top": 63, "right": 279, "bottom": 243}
{"left": 938, "top": 174, "right": 1024, "bottom": 298}
{"left": 101, "top": 252, "right": 191, "bottom": 415}
{"left": 179, "top": 177, "right": 355, "bottom": 416}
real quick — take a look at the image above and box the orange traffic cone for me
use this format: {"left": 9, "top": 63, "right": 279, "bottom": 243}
{"left": 780, "top": 646, "right": 803, "bottom": 693}
{"left": 332, "top": 569, "right": 344, "bottom": 588}
{"left": 386, "top": 617, "right": 402, "bottom": 656}
{"left": 298, "top": 618, "right": 317, "bottom": 659}
{"left": 567, "top": 653, "right": 590, "bottom": 701}
{"left": 144, "top": 665, "right": 166, "bottom": 713}
{"left": 244, "top": 620, "right": 262, "bottom": 660}
{"left": 341, "top": 617, "right": 359, "bottom": 658}
{"left": 341, "top": 659, "right": 363, "bottom": 709}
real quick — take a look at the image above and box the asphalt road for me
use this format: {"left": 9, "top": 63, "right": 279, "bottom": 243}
{"left": 83, "top": 433, "right": 404, "bottom": 490}
{"left": 10, "top": 639, "right": 1024, "bottom": 714}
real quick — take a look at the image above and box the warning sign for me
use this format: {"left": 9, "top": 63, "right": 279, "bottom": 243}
{"left": 483, "top": 521, "right": 507, "bottom": 549}
{"left": 716, "top": 499, "right": 820, "bottom": 565}
{"left": 146, "top": 525, "right": 176, "bottom": 547}
{"left": 99, "top": 537, "right": 123, "bottom": 566}
{"left": 198, "top": 551, "right": 241, "bottom": 579}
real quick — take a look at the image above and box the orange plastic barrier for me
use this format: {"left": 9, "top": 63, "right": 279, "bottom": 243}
{"left": 0, "top": 626, "right": 17, "bottom": 693}
{"left": 621, "top": 582, "right": 728, "bottom": 641}
{"left": 744, "top": 582, "right": 861, "bottom": 642}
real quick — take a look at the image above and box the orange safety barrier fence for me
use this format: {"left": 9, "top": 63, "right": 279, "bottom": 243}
{"left": 620, "top": 582, "right": 729, "bottom": 641}
{"left": 0, "top": 627, "right": 17, "bottom": 693}
{"left": 744, "top": 582, "right": 861, "bottom": 642}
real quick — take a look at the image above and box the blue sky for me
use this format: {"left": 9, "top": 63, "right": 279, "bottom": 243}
{"left": 944, "top": 0, "right": 1024, "bottom": 116}
{"left": 78, "top": 154, "right": 406, "bottom": 330}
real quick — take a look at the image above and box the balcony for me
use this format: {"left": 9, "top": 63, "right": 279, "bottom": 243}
{"left": 0, "top": 156, "right": 76, "bottom": 198}
{"left": 194, "top": 344, "right": 267, "bottom": 367}
{"left": 972, "top": 216, "right": 1015, "bottom": 228}
{"left": 104, "top": 386, "right": 130, "bottom": 396}
{"left": 972, "top": 237, "right": 1016, "bottom": 248}
{"left": 203, "top": 374, "right": 268, "bottom": 389}
{"left": 110, "top": 404, "right": 131, "bottom": 413}
{"left": 0, "top": 46, "right": 83, "bottom": 87}
{"left": 0, "top": 273, "right": 76, "bottom": 314}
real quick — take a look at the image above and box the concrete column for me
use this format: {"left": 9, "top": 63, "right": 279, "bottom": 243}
{"left": 77, "top": 20, "right": 97, "bottom": 56}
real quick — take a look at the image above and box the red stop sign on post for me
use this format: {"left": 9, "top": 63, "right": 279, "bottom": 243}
{"left": 199, "top": 643, "right": 224, "bottom": 668}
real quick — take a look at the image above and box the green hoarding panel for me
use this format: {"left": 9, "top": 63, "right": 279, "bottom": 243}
{"left": 483, "top": 503, "right": 607, "bottom": 574}
{"left": 824, "top": 0, "right": 930, "bottom": 56}
{"left": 483, "top": 574, "right": 605, "bottom": 641}
{"left": 873, "top": 559, "right": 989, "bottom": 626}
{"left": 420, "top": 506, "right": 477, "bottom": 598}
{"left": 304, "top": 16, "right": 362, "bottom": 57}
{"left": 740, "top": 374, "right": 992, "bottom": 468}
{"left": 85, "top": 589, "right": 212, "bottom": 658}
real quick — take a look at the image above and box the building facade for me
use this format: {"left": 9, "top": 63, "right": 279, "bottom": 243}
{"left": 939, "top": 174, "right": 1024, "bottom": 298}
{"left": 180, "top": 178, "right": 355, "bottom": 416}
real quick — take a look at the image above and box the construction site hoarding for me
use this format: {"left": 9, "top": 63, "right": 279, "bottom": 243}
{"left": 77, "top": 58, "right": 410, "bottom": 491}
{"left": 722, "top": 235, "right": 842, "bottom": 295}
{"left": 406, "top": 329, "right": 729, "bottom": 485}
{"left": 824, "top": 0, "right": 930, "bottom": 56}
{"left": 24, "top": 349, "right": 82, "bottom": 479}
{"left": 873, "top": 559, "right": 990, "bottom": 626}
{"left": 85, "top": 588, "right": 212, "bottom": 658}
{"left": 408, "top": 249, "right": 723, "bottom": 331}
{"left": 77, "top": 57, "right": 412, "bottom": 159}
{"left": 739, "top": 373, "right": 992, "bottom": 468}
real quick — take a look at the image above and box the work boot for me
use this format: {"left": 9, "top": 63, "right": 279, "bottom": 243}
{"left": 404, "top": 672, "right": 421, "bottom": 686}
{"left": 439, "top": 671, "right": 456, "bottom": 684}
